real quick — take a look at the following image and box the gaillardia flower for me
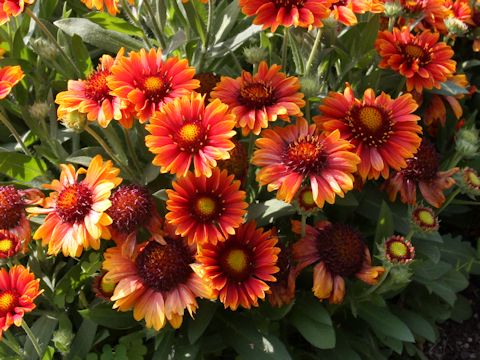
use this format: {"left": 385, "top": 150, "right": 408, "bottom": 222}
{"left": 195, "top": 221, "right": 280, "bottom": 310}
{"left": 103, "top": 237, "right": 212, "bottom": 330}
{"left": 456, "top": 167, "right": 480, "bottom": 198}
{"left": 0, "top": 0, "right": 34, "bottom": 25}
{"left": 0, "top": 265, "right": 42, "bottom": 338}
{"left": 399, "top": 0, "right": 449, "bottom": 32}
{"left": 217, "top": 139, "right": 249, "bottom": 185}
{"left": 0, "top": 231, "right": 20, "bottom": 258}
{"left": 383, "top": 139, "right": 458, "bottom": 208}
{"left": 239, "top": 0, "right": 332, "bottom": 33}
{"left": 211, "top": 61, "right": 305, "bottom": 135}
{"left": 145, "top": 92, "right": 236, "bottom": 177}
{"left": 375, "top": 27, "right": 456, "bottom": 92}
{"left": 166, "top": 168, "right": 247, "bottom": 246}
{"left": 329, "top": 0, "right": 370, "bottom": 26}
{"left": 315, "top": 85, "right": 422, "bottom": 180}
{"left": 28, "top": 155, "right": 122, "bottom": 257}
{"left": 108, "top": 48, "right": 199, "bottom": 122}
{"left": 0, "top": 65, "right": 24, "bottom": 99}
{"left": 411, "top": 205, "right": 439, "bottom": 231}
{"left": 384, "top": 235, "right": 415, "bottom": 264}
{"left": 252, "top": 118, "right": 360, "bottom": 207}
{"left": 80, "top": 0, "right": 121, "bottom": 15}
{"left": 56, "top": 49, "right": 133, "bottom": 129}
{"left": 292, "top": 220, "right": 384, "bottom": 304}
{"left": 107, "top": 184, "right": 162, "bottom": 243}
{"left": 0, "top": 185, "right": 43, "bottom": 252}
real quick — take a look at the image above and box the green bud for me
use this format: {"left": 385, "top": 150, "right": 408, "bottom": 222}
{"left": 384, "top": 1, "right": 403, "bottom": 17}
{"left": 32, "top": 38, "right": 59, "bottom": 61}
{"left": 61, "top": 111, "right": 87, "bottom": 133}
{"left": 300, "top": 76, "right": 320, "bottom": 99}
{"left": 456, "top": 126, "right": 480, "bottom": 158}
{"left": 28, "top": 102, "right": 50, "bottom": 120}
{"left": 444, "top": 17, "right": 468, "bottom": 36}
{"left": 243, "top": 46, "right": 268, "bottom": 65}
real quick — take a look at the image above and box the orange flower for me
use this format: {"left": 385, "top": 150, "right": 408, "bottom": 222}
{"left": 107, "top": 184, "right": 162, "bottom": 244}
{"left": 217, "top": 139, "right": 249, "bottom": 185}
{"left": 166, "top": 168, "right": 247, "bottom": 246}
{"left": 252, "top": 118, "right": 360, "bottom": 207}
{"left": 375, "top": 27, "right": 456, "bottom": 92}
{"left": 145, "top": 92, "right": 236, "bottom": 177}
{"left": 239, "top": 0, "right": 332, "bottom": 32}
{"left": 0, "top": 65, "right": 24, "bottom": 99}
{"left": 0, "top": 0, "right": 34, "bottom": 25}
{"left": 103, "top": 236, "right": 212, "bottom": 330}
{"left": 400, "top": 0, "right": 449, "bottom": 32}
{"left": 56, "top": 49, "right": 133, "bottom": 128}
{"left": 0, "top": 185, "right": 43, "bottom": 252}
{"left": 0, "top": 265, "right": 42, "bottom": 338}
{"left": 446, "top": 0, "right": 474, "bottom": 25}
{"left": 211, "top": 61, "right": 305, "bottom": 135}
{"left": 196, "top": 221, "right": 280, "bottom": 310}
{"left": 383, "top": 138, "right": 459, "bottom": 207}
{"left": 28, "top": 155, "right": 122, "bottom": 257}
{"left": 267, "top": 243, "right": 297, "bottom": 308}
{"left": 330, "top": 0, "right": 370, "bottom": 26}
{"left": 315, "top": 85, "right": 422, "bottom": 180}
{"left": 292, "top": 220, "right": 384, "bottom": 304}
{"left": 107, "top": 48, "right": 199, "bottom": 122}
{"left": 80, "top": 0, "right": 119, "bottom": 15}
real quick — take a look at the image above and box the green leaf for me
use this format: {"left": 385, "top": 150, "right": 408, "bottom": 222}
{"left": 430, "top": 81, "right": 469, "bottom": 96}
{"left": 187, "top": 300, "right": 218, "bottom": 344}
{"left": 210, "top": 24, "right": 263, "bottom": 58}
{"left": 450, "top": 295, "right": 472, "bottom": 322}
{"left": 357, "top": 303, "right": 414, "bottom": 342}
{"left": 413, "top": 260, "right": 452, "bottom": 281}
{"left": 24, "top": 316, "right": 58, "bottom": 360}
{"left": 425, "top": 281, "right": 457, "bottom": 305}
{"left": 222, "top": 314, "right": 292, "bottom": 360}
{"left": 71, "top": 34, "right": 93, "bottom": 77}
{"left": 394, "top": 309, "right": 436, "bottom": 342}
{"left": 247, "top": 199, "right": 295, "bottom": 226}
{"left": 84, "top": 12, "right": 143, "bottom": 37}
{"left": 67, "top": 319, "right": 97, "bottom": 360}
{"left": 54, "top": 18, "right": 143, "bottom": 52}
{"left": 374, "top": 201, "right": 394, "bottom": 243}
{"left": 78, "top": 303, "right": 139, "bottom": 330}
{"left": 0, "top": 152, "right": 47, "bottom": 182}
{"left": 289, "top": 296, "right": 335, "bottom": 349}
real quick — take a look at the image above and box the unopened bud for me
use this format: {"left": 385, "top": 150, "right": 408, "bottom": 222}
{"left": 300, "top": 76, "right": 320, "bottom": 99}
{"left": 60, "top": 111, "right": 87, "bottom": 133}
{"left": 29, "top": 102, "right": 50, "bottom": 120}
{"left": 456, "top": 167, "right": 480, "bottom": 198}
{"left": 444, "top": 17, "right": 468, "bottom": 37}
{"left": 243, "top": 46, "right": 268, "bottom": 65}
{"left": 383, "top": 0, "right": 403, "bottom": 17}
{"left": 456, "top": 126, "right": 479, "bottom": 158}
{"left": 411, "top": 205, "right": 439, "bottom": 232}
{"left": 32, "top": 38, "right": 59, "bottom": 61}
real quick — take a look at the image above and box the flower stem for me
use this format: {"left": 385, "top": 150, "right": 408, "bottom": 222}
{"left": 123, "top": 127, "right": 142, "bottom": 175}
{"left": 120, "top": 0, "right": 154, "bottom": 49}
{"left": 85, "top": 125, "right": 139, "bottom": 182}
{"left": 143, "top": 0, "right": 166, "bottom": 49}
{"left": 21, "top": 321, "right": 42, "bottom": 358}
{"left": 304, "top": 29, "right": 322, "bottom": 75}
{"left": 281, "top": 27, "right": 289, "bottom": 71}
{"left": 304, "top": 99, "right": 311, "bottom": 122}
{"left": 0, "top": 110, "right": 32, "bottom": 156}
{"left": 3, "top": 331, "right": 24, "bottom": 357}
{"left": 198, "top": 0, "right": 215, "bottom": 72}
{"left": 25, "top": 8, "right": 82, "bottom": 78}
{"left": 437, "top": 188, "right": 462, "bottom": 215}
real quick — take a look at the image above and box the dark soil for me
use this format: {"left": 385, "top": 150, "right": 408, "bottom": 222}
{"left": 426, "top": 285, "right": 480, "bottom": 360}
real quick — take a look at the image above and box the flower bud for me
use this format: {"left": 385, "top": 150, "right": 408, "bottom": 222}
{"left": 411, "top": 205, "right": 439, "bottom": 232}
{"left": 456, "top": 126, "right": 479, "bottom": 158}
{"left": 52, "top": 328, "right": 74, "bottom": 355}
{"left": 456, "top": 167, "right": 480, "bottom": 198}
{"left": 383, "top": 0, "right": 403, "bottom": 17}
{"left": 60, "top": 111, "right": 87, "bottom": 133}
{"left": 300, "top": 76, "right": 320, "bottom": 99}
{"left": 29, "top": 102, "right": 50, "bottom": 120}
{"left": 294, "top": 186, "right": 320, "bottom": 215}
{"left": 383, "top": 235, "right": 415, "bottom": 264}
{"left": 32, "top": 38, "right": 59, "bottom": 61}
{"left": 243, "top": 46, "right": 268, "bottom": 65}
{"left": 92, "top": 272, "right": 117, "bottom": 301}
{"left": 444, "top": 17, "right": 468, "bottom": 37}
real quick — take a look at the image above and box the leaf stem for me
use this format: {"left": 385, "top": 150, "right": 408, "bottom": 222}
{"left": 0, "top": 109, "right": 32, "bottom": 156}
{"left": 25, "top": 8, "right": 82, "bottom": 78}
{"left": 21, "top": 321, "right": 42, "bottom": 358}
{"left": 437, "top": 188, "right": 462, "bottom": 215}
{"left": 304, "top": 29, "right": 322, "bottom": 75}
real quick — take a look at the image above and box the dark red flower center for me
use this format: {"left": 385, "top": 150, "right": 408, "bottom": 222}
{"left": 402, "top": 139, "right": 439, "bottom": 181}
{"left": 218, "top": 139, "right": 248, "bottom": 182}
{"left": 56, "top": 183, "right": 93, "bottom": 224}
{"left": 175, "top": 122, "right": 208, "bottom": 152}
{"left": 316, "top": 224, "right": 365, "bottom": 277}
{"left": 0, "top": 290, "right": 18, "bottom": 317}
{"left": 0, "top": 186, "right": 23, "bottom": 229}
{"left": 107, "top": 184, "right": 154, "bottom": 234}
{"left": 283, "top": 135, "right": 327, "bottom": 175}
{"left": 192, "top": 195, "right": 221, "bottom": 222}
{"left": 347, "top": 105, "right": 393, "bottom": 147}
{"left": 402, "top": 43, "right": 432, "bottom": 66}
{"left": 273, "top": 0, "right": 305, "bottom": 9}
{"left": 271, "top": 243, "right": 292, "bottom": 285}
{"left": 194, "top": 72, "right": 220, "bottom": 100}
{"left": 239, "top": 82, "right": 276, "bottom": 109}
{"left": 219, "top": 245, "right": 254, "bottom": 282}
{"left": 135, "top": 239, "right": 193, "bottom": 293}
{"left": 142, "top": 75, "right": 171, "bottom": 104}
{"left": 85, "top": 69, "right": 111, "bottom": 103}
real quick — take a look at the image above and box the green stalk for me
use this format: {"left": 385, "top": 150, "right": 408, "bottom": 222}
{"left": 0, "top": 110, "right": 32, "bottom": 156}
{"left": 21, "top": 321, "right": 42, "bottom": 358}
{"left": 437, "top": 188, "right": 462, "bottom": 215}
{"left": 304, "top": 29, "right": 322, "bottom": 75}
{"left": 3, "top": 331, "right": 24, "bottom": 357}
{"left": 143, "top": 0, "right": 167, "bottom": 49}
{"left": 123, "top": 127, "right": 142, "bottom": 175}
{"left": 84, "top": 125, "right": 139, "bottom": 182}
{"left": 120, "top": 0, "right": 154, "bottom": 49}
{"left": 304, "top": 99, "right": 311, "bottom": 123}
{"left": 198, "top": 0, "right": 214, "bottom": 72}
{"left": 25, "top": 8, "right": 82, "bottom": 78}
{"left": 281, "top": 27, "right": 289, "bottom": 71}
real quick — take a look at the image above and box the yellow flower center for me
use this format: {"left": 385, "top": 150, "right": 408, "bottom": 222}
{"left": 467, "top": 171, "right": 480, "bottom": 187}
{"left": 100, "top": 278, "right": 116, "bottom": 295}
{"left": 143, "top": 76, "right": 165, "bottom": 92}
{"left": 405, "top": 44, "right": 425, "bottom": 58}
{"left": 179, "top": 123, "right": 201, "bottom": 144}
{"left": 195, "top": 197, "right": 216, "bottom": 216}
{"left": 0, "top": 239, "right": 13, "bottom": 252}
{"left": 389, "top": 241, "right": 408, "bottom": 258}
{"left": 358, "top": 106, "right": 383, "bottom": 132}
{"left": 417, "top": 209, "right": 435, "bottom": 226}
{"left": 226, "top": 249, "right": 248, "bottom": 273}
{"left": 0, "top": 292, "right": 16, "bottom": 313}
{"left": 301, "top": 190, "right": 315, "bottom": 206}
